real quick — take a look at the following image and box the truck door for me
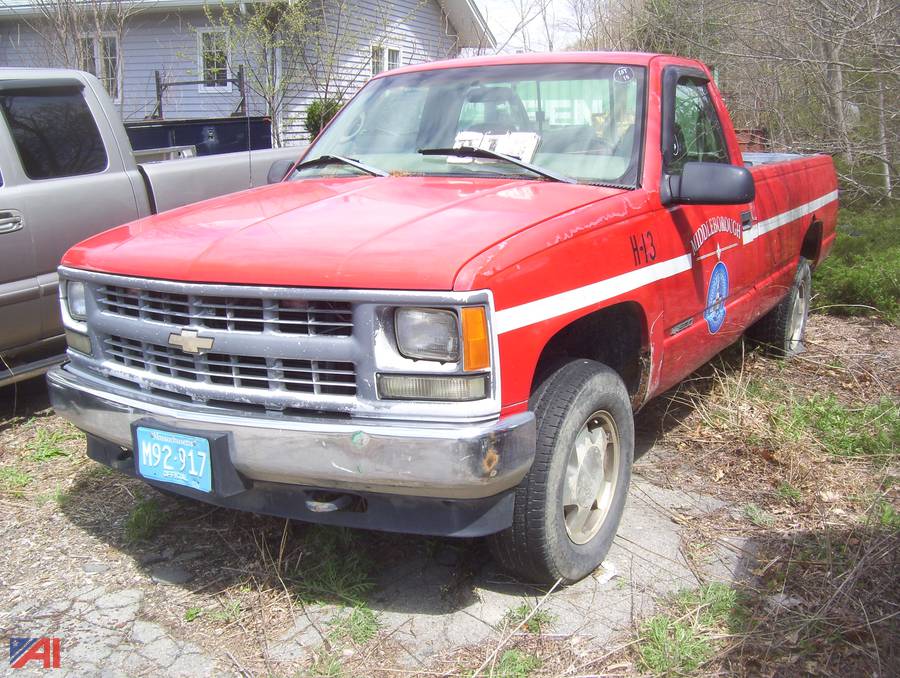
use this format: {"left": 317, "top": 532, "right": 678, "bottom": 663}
{"left": 0, "top": 130, "right": 41, "bottom": 360}
{"left": 0, "top": 79, "right": 141, "bottom": 348}
{"left": 659, "top": 72, "right": 756, "bottom": 376}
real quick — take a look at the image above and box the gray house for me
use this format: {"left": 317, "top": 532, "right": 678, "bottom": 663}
{"left": 0, "top": 0, "right": 493, "bottom": 143}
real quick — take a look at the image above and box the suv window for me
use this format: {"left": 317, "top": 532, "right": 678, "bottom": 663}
{"left": 0, "top": 86, "right": 107, "bottom": 180}
{"left": 669, "top": 78, "right": 729, "bottom": 173}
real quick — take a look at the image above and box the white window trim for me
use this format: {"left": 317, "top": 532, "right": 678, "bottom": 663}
{"left": 197, "top": 28, "right": 232, "bottom": 93}
{"left": 370, "top": 43, "right": 404, "bottom": 77}
{"left": 80, "top": 32, "right": 121, "bottom": 104}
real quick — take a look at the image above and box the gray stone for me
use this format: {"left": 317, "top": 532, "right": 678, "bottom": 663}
{"left": 82, "top": 562, "right": 109, "bottom": 574}
{"left": 148, "top": 564, "right": 192, "bottom": 586}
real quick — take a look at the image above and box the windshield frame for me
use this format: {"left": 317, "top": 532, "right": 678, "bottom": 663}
{"left": 298, "top": 62, "right": 649, "bottom": 189}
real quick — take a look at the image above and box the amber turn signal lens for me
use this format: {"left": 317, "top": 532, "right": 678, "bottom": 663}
{"left": 461, "top": 306, "right": 490, "bottom": 371}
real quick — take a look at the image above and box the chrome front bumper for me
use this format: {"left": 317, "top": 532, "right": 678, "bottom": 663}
{"left": 47, "top": 365, "right": 536, "bottom": 501}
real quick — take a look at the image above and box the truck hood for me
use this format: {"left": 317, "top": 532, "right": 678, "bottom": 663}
{"left": 63, "top": 176, "right": 622, "bottom": 290}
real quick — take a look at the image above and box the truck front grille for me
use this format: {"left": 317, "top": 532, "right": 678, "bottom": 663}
{"left": 104, "top": 335, "right": 357, "bottom": 396}
{"left": 82, "top": 277, "right": 362, "bottom": 412}
{"left": 99, "top": 285, "right": 353, "bottom": 336}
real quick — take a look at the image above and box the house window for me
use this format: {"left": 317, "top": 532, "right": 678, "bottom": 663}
{"left": 199, "top": 30, "right": 230, "bottom": 90}
{"left": 370, "top": 45, "right": 401, "bottom": 76}
{"left": 79, "top": 34, "right": 119, "bottom": 101}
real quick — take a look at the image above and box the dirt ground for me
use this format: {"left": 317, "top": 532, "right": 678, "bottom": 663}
{"left": 1, "top": 314, "right": 897, "bottom": 677}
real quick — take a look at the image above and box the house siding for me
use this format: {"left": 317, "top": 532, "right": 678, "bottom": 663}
{"left": 282, "top": 0, "right": 459, "bottom": 143}
{"left": 0, "top": 0, "right": 459, "bottom": 144}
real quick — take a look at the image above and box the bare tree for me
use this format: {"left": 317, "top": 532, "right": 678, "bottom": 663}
{"left": 594, "top": 0, "right": 898, "bottom": 201}
{"left": 204, "top": 0, "right": 312, "bottom": 146}
{"left": 7, "top": 0, "right": 144, "bottom": 105}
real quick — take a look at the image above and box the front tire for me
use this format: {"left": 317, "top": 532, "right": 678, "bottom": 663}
{"left": 489, "top": 360, "right": 634, "bottom": 584}
{"left": 748, "top": 257, "right": 812, "bottom": 357}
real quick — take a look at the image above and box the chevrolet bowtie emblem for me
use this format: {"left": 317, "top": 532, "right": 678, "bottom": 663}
{"left": 168, "top": 329, "right": 215, "bottom": 355}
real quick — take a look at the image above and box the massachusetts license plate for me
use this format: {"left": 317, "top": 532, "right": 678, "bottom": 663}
{"left": 135, "top": 426, "right": 212, "bottom": 493}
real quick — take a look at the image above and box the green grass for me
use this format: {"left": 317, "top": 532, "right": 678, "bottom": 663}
{"left": 637, "top": 615, "right": 713, "bottom": 676}
{"left": 814, "top": 205, "right": 900, "bottom": 324}
{"left": 184, "top": 606, "right": 203, "bottom": 622}
{"left": 208, "top": 601, "right": 241, "bottom": 623}
{"left": 636, "top": 583, "right": 748, "bottom": 676}
{"left": 875, "top": 501, "right": 900, "bottom": 530}
{"left": 28, "top": 428, "right": 78, "bottom": 461}
{"left": 777, "top": 482, "right": 802, "bottom": 503}
{"left": 744, "top": 502, "right": 775, "bottom": 527}
{"left": 328, "top": 604, "right": 379, "bottom": 644}
{"left": 124, "top": 497, "right": 167, "bottom": 543}
{"left": 307, "top": 651, "right": 344, "bottom": 677}
{"left": 0, "top": 466, "right": 31, "bottom": 494}
{"left": 494, "top": 649, "right": 540, "bottom": 677}
{"left": 289, "top": 526, "right": 374, "bottom": 606}
{"left": 502, "top": 602, "right": 555, "bottom": 634}
{"left": 782, "top": 396, "right": 899, "bottom": 462}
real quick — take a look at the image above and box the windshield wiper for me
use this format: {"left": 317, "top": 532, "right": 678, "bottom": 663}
{"left": 294, "top": 154, "right": 389, "bottom": 177}
{"left": 418, "top": 146, "right": 577, "bottom": 184}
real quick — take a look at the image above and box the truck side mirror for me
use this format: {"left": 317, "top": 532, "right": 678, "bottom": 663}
{"left": 663, "top": 162, "right": 755, "bottom": 206}
{"left": 267, "top": 159, "right": 295, "bottom": 184}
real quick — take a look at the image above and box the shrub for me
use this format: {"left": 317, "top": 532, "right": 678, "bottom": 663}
{"left": 305, "top": 98, "right": 342, "bottom": 139}
{"left": 814, "top": 205, "right": 900, "bottom": 324}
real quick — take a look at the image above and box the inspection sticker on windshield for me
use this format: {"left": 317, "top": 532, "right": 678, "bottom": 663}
{"left": 614, "top": 67, "right": 634, "bottom": 83}
{"left": 136, "top": 426, "right": 212, "bottom": 493}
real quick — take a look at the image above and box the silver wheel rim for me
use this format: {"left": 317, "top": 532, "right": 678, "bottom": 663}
{"left": 788, "top": 277, "right": 809, "bottom": 351}
{"left": 563, "top": 410, "right": 621, "bottom": 545}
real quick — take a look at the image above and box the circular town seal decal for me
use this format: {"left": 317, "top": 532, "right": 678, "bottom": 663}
{"left": 704, "top": 261, "right": 729, "bottom": 334}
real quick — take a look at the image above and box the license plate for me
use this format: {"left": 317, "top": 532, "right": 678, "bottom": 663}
{"left": 135, "top": 426, "right": 212, "bottom": 493}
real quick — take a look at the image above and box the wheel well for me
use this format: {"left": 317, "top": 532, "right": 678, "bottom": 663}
{"left": 530, "top": 302, "right": 649, "bottom": 407}
{"left": 801, "top": 219, "right": 823, "bottom": 265}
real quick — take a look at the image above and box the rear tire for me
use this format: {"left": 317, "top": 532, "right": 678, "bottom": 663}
{"left": 748, "top": 257, "right": 812, "bottom": 357}
{"left": 489, "top": 360, "right": 634, "bottom": 584}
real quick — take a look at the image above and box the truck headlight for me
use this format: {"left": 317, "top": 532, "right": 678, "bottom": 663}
{"left": 394, "top": 308, "right": 460, "bottom": 362}
{"left": 66, "top": 281, "right": 87, "bottom": 320}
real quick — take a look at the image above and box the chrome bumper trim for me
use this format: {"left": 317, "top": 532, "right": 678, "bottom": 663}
{"left": 48, "top": 365, "right": 535, "bottom": 500}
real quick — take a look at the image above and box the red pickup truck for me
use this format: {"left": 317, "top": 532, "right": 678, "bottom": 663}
{"left": 48, "top": 52, "right": 838, "bottom": 584}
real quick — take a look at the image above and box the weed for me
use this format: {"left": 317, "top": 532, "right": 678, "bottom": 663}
{"left": 208, "top": 601, "right": 241, "bottom": 623}
{"left": 307, "top": 650, "right": 344, "bottom": 677}
{"left": 637, "top": 615, "right": 713, "bottom": 675}
{"left": 184, "top": 606, "right": 202, "bottom": 622}
{"left": 124, "top": 497, "right": 167, "bottom": 543}
{"left": 328, "top": 604, "right": 379, "bottom": 644}
{"left": 744, "top": 503, "right": 774, "bottom": 527}
{"left": 777, "top": 482, "right": 802, "bottom": 503}
{"left": 502, "top": 602, "right": 555, "bottom": 634}
{"left": 0, "top": 466, "right": 31, "bottom": 493}
{"left": 875, "top": 501, "right": 900, "bottom": 530}
{"left": 28, "top": 428, "right": 77, "bottom": 461}
{"left": 674, "top": 583, "right": 749, "bottom": 632}
{"left": 494, "top": 649, "right": 540, "bottom": 677}
{"left": 289, "top": 526, "right": 373, "bottom": 606}
{"left": 636, "top": 583, "right": 748, "bottom": 675}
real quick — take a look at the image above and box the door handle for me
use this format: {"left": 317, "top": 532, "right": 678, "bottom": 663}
{"left": 0, "top": 210, "right": 23, "bottom": 234}
{"left": 740, "top": 210, "right": 753, "bottom": 231}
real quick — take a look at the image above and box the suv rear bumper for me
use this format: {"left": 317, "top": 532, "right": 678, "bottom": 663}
{"left": 47, "top": 365, "right": 536, "bottom": 536}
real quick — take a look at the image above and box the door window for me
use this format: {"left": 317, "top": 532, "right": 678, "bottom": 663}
{"left": 668, "top": 78, "right": 729, "bottom": 173}
{"left": 0, "top": 87, "right": 107, "bottom": 180}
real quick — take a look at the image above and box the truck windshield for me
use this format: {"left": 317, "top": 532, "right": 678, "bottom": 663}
{"left": 294, "top": 63, "right": 646, "bottom": 187}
